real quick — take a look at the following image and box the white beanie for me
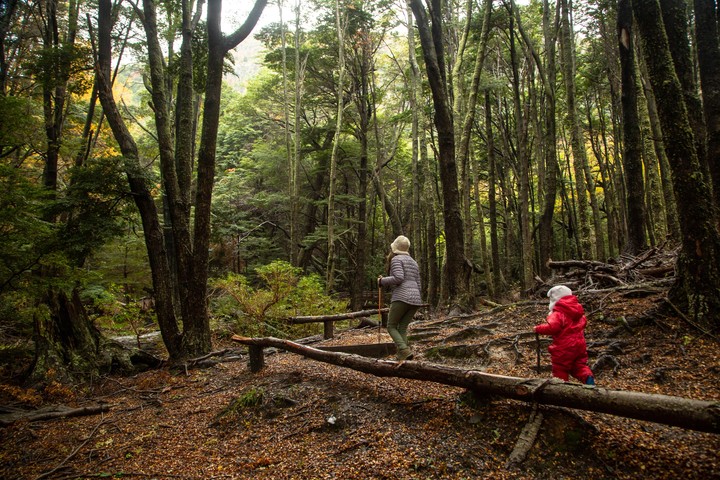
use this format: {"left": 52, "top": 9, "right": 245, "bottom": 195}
{"left": 390, "top": 235, "right": 410, "bottom": 254}
{"left": 547, "top": 285, "right": 572, "bottom": 312}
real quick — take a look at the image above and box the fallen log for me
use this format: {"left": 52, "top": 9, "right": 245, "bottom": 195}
{"left": 231, "top": 335, "right": 720, "bottom": 434}
{"left": 547, "top": 259, "right": 617, "bottom": 273}
{"left": 505, "top": 403, "right": 544, "bottom": 468}
{"left": 289, "top": 309, "right": 389, "bottom": 324}
{"left": 0, "top": 404, "right": 111, "bottom": 426}
{"left": 316, "top": 342, "right": 396, "bottom": 358}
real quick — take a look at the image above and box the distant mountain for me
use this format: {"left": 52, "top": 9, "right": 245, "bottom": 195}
{"left": 226, "top": 36, "right": 267, "bottom": 94}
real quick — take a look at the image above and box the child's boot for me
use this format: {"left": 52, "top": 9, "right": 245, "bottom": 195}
{"left": 584, "top": 375, "right": 595, "bottom": 388}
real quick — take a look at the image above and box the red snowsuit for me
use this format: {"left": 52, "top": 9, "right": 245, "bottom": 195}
{"left": 534, "top": 295, "right": 594, "bottom": 383}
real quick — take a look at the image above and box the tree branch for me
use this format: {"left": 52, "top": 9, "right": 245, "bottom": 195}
{"left": 222, "top": 0, "right": 268, "bottom": 52}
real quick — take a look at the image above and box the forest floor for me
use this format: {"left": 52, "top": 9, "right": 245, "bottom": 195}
{"left": 1, "top": 287, "right": 719, "bottom": 479}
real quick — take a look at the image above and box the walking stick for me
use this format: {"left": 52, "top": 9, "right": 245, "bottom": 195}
{"left": 535, "top": 332, "right": 541, "bottom": 374}
{"left": 377, "top": 283, "right": 383, "bottom": 343}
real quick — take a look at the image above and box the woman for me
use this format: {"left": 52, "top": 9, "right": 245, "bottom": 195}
{"left": 378, "top": 235, "right": 423, "bottom": 360}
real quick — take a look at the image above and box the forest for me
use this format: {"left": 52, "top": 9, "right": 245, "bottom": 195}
{"left": 1, "top": 0, "right": 719, "bottom": 478}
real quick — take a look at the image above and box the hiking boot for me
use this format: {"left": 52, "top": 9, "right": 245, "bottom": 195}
{"left": 396, "top": 348, "right": 413, "bottom": 361}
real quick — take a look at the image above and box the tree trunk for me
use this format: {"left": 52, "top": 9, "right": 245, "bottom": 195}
{"left": 633, "top": 0, "right": 720, "bottom": 329}
{"left": 325, "top": 0, "right": 346, "bottom": 293}
{"left": 639, "top": 58, "right": 680, "bottom": 241}
{"left": 472, "top": 153, "right": 492, "bottom": 296}
{"left": 455, "top": 0, "right": 493, "bottom": 258}
{"left": 694, "top": 0, "right": 720, "bottom": 214}
{"left": 96, "top": 0, "right": 183, "bottom": 358}
{"left": 618, "top": 0, "right": 647, "bottom": 254}
{"left": 291, "top": 1, "right": 305, "bottom": 265}
{"left": 506, "top": 1, "right": 533, "bottom": 291}
{"left": 232, "top": 336, "right": 720, "bottom": 434}
{"left": 30, "top": 288, "right": 100, "bottom": 384}
{"left": 560, "top": 0, "right": 594, "bottom": 260}
{"left": 0, "top": 0, "right": 18, "bottom": 94}
{"left": 279, "top": 2, "right": 294, "bottom": 263}
{"left": 452, "top": 0, "right": 473, "bottom": 255}
{"left": 348, "top": 20, "right": 373, "bottom": 310}
{"left": 421, "top": 117, "right": 440, "bottom": 308}
{"left": 658, "top": 0, "right": 710, "bottom": 182}
{"left": 408, "top": 1, "right": 425, "bottom": 303}
{"left": 29, "top": 289, "right": 143, "bottom": 385}
{"left": 587, "top": 93, "right": 619, "bottom": 259}
{"left": 538, "top": 0, "right": 560, "bottom": 278}
{"left": 96, "top": 0, "right": 268, "bottom": 360}
{"left": 638, "top": 90, "right": 665, "bottom": 245}
{"left": 410, "top": 0, "right": 470, "bottom": 307}
{"left": 486, "top": 92, "right": 504, "bottom": 297}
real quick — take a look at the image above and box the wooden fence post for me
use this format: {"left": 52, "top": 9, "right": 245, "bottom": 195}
{"left": 248, "top": 344, "right": 265, "bottom": 372}
{"left": 323, "top": 320, "right": 334, "bottom": 339}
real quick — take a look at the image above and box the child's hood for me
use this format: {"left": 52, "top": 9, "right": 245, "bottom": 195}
{"left": 553, "top": 295, "right": 585, "bottom": 322}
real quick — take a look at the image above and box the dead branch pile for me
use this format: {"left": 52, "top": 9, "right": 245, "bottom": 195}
{"left": 545, "top": 245, "right": 678, "bottom": 293}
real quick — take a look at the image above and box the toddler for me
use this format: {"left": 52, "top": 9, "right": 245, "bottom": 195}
{"left": 534, "top": 285, "right": 595, "bottom": 385}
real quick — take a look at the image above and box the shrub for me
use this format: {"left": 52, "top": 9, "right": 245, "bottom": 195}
{"left": 210, "top": 260, "right": 347, "bottom": 338}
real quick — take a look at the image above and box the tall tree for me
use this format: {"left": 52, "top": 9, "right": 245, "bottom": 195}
{"left": 325, "top": 0, "right": 347, "bottom": 292}
{"left": 560, "top": 0, "right": 603, "bottom": 260}
{"left": 40, "top": 0, "right": 80, "bottom": 196}
{"left": 505, "top": 0, "right": 533, "bottom": 290}
{"left": 633, "top": 0, "right": 720, "bottom": 329}
{"left": 0, "top": 0, "right": 18, "bottom": 94}
{"left": 455, "top": 0, "right": 493, "bottom": 258}
{"left": 537, "top": 0, "right": 560, "bottom": 278}
{"left": 658, "top": 0, "right": 710, "bottom": 183}
{"left": 486, "top": 91, "right": 504, "bottom": 297}
{"left": 617, "top": 0, "right": 647, "bottom": 253}
{"left": 345, "top": 1, "right": 387, "bottom": 309}
{"left": 95, "top": 0, "right": 268, "bottom": 360}
{"left": 409, "top": 0, "right": 470, "bottom": 308}
{"left": 694, "top": 0, "right": 720, "bottom": 213}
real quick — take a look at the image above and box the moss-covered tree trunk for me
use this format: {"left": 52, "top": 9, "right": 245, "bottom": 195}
{"left": 633, "top": 0, "right": 720, "bottom": 330}
{"left": 694, "top": 0, "right": 720, "bottom": 213}
{"left": 618, "top": 0, "right": 647, "bottom": 254}
{"left": 639, "top": 58, "right": 681, "bottom": 241}
{"left": 506, "top": 2, "right": 533, "bottom": 291}
{"left": 29, "top": 289, "right": 139, "bottom": 385}
{"left": 347, "top": 17, "right": 373, "bottom": 311}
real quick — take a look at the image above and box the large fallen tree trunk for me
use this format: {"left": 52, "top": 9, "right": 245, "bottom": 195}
{"left": 231, "top": 336, "right": 720, "bottom": 434}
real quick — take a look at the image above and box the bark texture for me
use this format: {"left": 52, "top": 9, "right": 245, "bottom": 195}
{"left": 633, "top": 0, "right": 720, "bottom": 329}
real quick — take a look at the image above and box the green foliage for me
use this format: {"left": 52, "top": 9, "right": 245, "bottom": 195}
{"left": 86, "top": 222, "right": 151, "bottom": 297}
{"left": 235, "top": 387, "right": 265, "bottom": 408}
{"left": 51, "top": 157, "right": 132, "bottom": 266}
{"left": 0, "top": 96, "right": 45, "bottom": 154}
{"left": 89, "top": 284, "right": 154, "bottom": 335}
{"left": 0, "top": 164, "right": 56, "bottom": 294}
{"left": 166, "top": 21, "right": 236, "bottom": 94}
{"left": 210, "top": 260, "right": 347, "bottom": 338}
{"left": 213, "top": 387, "right": 266, "bottom": 427}
{"left": 24, "top": 43, "right": 94, "bottom": 95}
